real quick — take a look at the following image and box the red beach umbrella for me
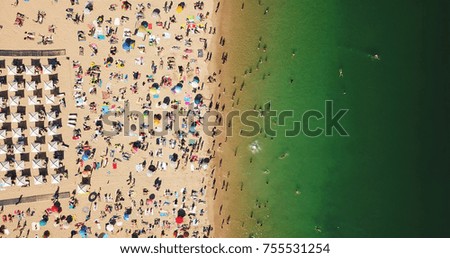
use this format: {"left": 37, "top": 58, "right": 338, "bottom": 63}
{"left": 175, "top": 216, "right": 183, "bottom": 224}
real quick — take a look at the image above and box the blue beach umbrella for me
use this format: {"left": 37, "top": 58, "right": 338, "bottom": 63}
{"left": 79, "top": 225, "right": 88, "bottom": 238}
{"left": 189, "top": 122, "right": 197, "bottom": 133}
{"left": 194, "top": 94, "right": 203, "bottom": 105}
{"left": 122, "top": 38, "right": 135, "bottom": 51}
{"left": 39, "top": 219, "right": 47, "bottom": 226}
{"left": 171, "top": 83, "right": 183, "bottom": 93}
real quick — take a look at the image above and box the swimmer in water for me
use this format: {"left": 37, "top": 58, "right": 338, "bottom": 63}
{"left": 339, "top": 68, "right": 343, "bottom": 77}
{"left": 263, "top": 169, "right": 270, "bottom": 174}
{"left": 279, "top": 152, "right": 289, "bottom": 159}
{"left": 371, "top": 54, "right": 380, "bottom": 60}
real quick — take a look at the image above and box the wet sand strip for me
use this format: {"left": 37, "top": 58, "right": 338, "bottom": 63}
{"left": 0, "top": 49, "right": 66, "bottom": 57}
{"left": 0, "top": 191, "right": 70, "bottom": 206}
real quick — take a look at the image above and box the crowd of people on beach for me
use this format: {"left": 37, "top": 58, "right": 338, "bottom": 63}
{"left": 0, "top": 0, "right": 237, "bottom": 238}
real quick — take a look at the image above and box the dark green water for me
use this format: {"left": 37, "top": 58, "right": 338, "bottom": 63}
{"left": 228, "top": 0, "right": 450, "bottom": 237}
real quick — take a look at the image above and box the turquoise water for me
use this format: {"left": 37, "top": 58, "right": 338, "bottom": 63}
{"left": 225, "top": 0, "right": 450, "bottom": 237}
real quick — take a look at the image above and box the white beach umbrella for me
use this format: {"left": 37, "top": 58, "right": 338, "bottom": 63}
{"left": 77, "top": 184, "right": 90, "bottom": 194}
{"left": 0, "top": 130, "right": 6, "bottom": 139}
{"left": 32, "top": 159, "right": 43, "bottom": 169}
{"left": 16, "top": 176, "right": 28, "bottom": 187}
{"left": 13, "top": 144, "right": 24, "bottom": 154}
{"left": 9, "top": 96, "right": 20, "bottom": 106}
{"left": 106, "top": 224, "right": 114, "bottom": 232}
{"left": 29, "top": 112, "right": 40, "bottom": 122}
{"left": 0, "top": 177, "right": 12, "bottom": 187}
{"left": 47, "top": 125, "right": 58, "bottom": 135}
{"left": 43, "top": 65, "right": 53, "bottom": 75}
{"left": 26, "top": 81, "right": 37, "bottom": 91}
{"left": 0, "top": 161, "right": 10, "bottom": 171}
{"left": 48, "top": 141, "right": 58, "bottom": 152}
{"left": 0, "top": 144, "right": 7, "bottom": 154}
{"left": 44, "top": 81, "right": 54, "bottom": 90}
{"left": 31, "top": 142, "right": 41, "bottom": 153}
{"left": 25, "top": 65, "right": 36, "bottom": 75}
{"left": 12, "top": 128, "right": 22, "bottom": 138}
{"left": 51, "top": 174, "right": 61, "bottom": 184}
{"left": 8, "top": 82, "right": 18, "bottom": 92}
{"left": 29, "top": 127, "right": 40, "bottom": 137}
{"left": 47, "top": 111, "right": 57, "bottom": 121}
{"left": 45, "top": 94, "right": 55, "bottom": 104}
{"left": 14, "top": 160, "right": 25, "bottom": 171}
{"left": 0, "top": 113, "right": 6, "bottom": 123}
{"left": 49, "top": 158, "right": 61, "bottom": 169}
{"left": 28, "top": 95, "right": 40, "bottom": 105}
{"left": 7, "top": 65, "right": 17, "bottom": 75}
{"left": 34, "top": 175, "right": 44, "bottom": 185}
{"left": 11, "top": 113, "right": 22, "bottom": 123}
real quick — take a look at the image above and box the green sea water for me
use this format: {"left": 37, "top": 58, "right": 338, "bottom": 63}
{"left": 223, "top": 0, "right": 450, "bottom": 237}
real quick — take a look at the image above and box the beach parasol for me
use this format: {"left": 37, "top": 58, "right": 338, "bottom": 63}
{"left": 177, "top": 209, "right": 186, "bottom": 217}
{"left": 77, "top": 184, "right": 90, "bottom": 194}
{"left": 13, "top": 144, "right": 24, "bottom": 154}
{"left": 9, "top": 96, "right": 20, "bottom": 106}
{"left": 152, "top": 8, "right": 161, "bottom": 18}
{"left": 49, "top": 159, "right": 61, "bottom": 169}
{"left": 25, "top": 65, "right": 35, "bottom": 75}
{"left": 0, "top": 161, "right": 9, "bottom": 171}
{"left": 48, "top": 141, "right": 58, "bottom": 152}
{"left": 0, "top": 130, "right": 6, "bottom": 139}
{"left": 7, "top": 65, "right": 17, "bottom": 75}
{"left": 122, "top": 38, "right": 135, "bottom": 51}
{"left": 45, "top": 95, "right": 56, "bottom": 104}
{"left": 32, "top": 159, "right": 44, "bottom": 169}
{"left": 11, "top": 113, "right": 22, "bottom": 123}
{"left": 51, "top": 174, "right": 61, "bottom": 184}
{"left": 28, "top": 95, "right": 40, "bottom": 105}
{"left": 26, "top": 81, "right": 37, "bottom": 91}
{"left": 98, "top": 233, "right": 108, "bottom": 238}
{"left": 31, "top": 142, "right": 41, "bottom": 153}
{"left": 79, "top": 225, "right": 88, "bottom": 238}
{"left": 190, "top": 76, "right": 200, "bottom": 88}
{"left": 8, "top": 82, "right": 18, "bottom": 92}
{"left": 162, "top": 96, "right": 170, "bottom": 109}
{"left": 12, "top": 128, "right": 22, "bottom": 138}
{"left": 0, "top": 177, "right": 12, "bottom": 187}
{"left": 0, "top": 113, "right": 6, "bottom": 123}
{"left": 176, "top": 2, "right": 185, "bottom": 13}
{"left": 16, "top": 176, "right": 28, "bottom": 187}
{"left": 141, "top": 21, "right": 149, "bottom": 28}
{"left": 43, "top": 65, "right": 53, "bottom": 75}
{"left": 47, "top": 111, "right": 57, "bottom": 121}
{"left": 194, "top": 94, "right": 203, "bottom": 104}
{"left": 175, "top": 216, "right": 183, "bottom": 224}
{"left": 15, "top": 160, "right": 25, "bottom": 171}
{"left": 0, "top": 145, "right": 7, "bottom": 154}
{"left": 48, "top": 125, "right": 58, "bottom": 135}
{"left": 34, "top": 175, "right": 44, "bottom": 185}
{"left": 44, "top": 80, "right": 54, "bottom": 90}
{"left": 29, "top": 112, "right": 39, "bottom": 122}
{"left": 106, "top": 224, "right": 114, "bottom": 232}
{"left": 171, "top": 83, "right": 183, "bottom": 93}
{"left": 29, "top": 127, "right": 40, "bottom": 137}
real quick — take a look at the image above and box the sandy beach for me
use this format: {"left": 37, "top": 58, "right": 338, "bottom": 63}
{"left": 0, "top": 0, "right": 232, "bottom": 238}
